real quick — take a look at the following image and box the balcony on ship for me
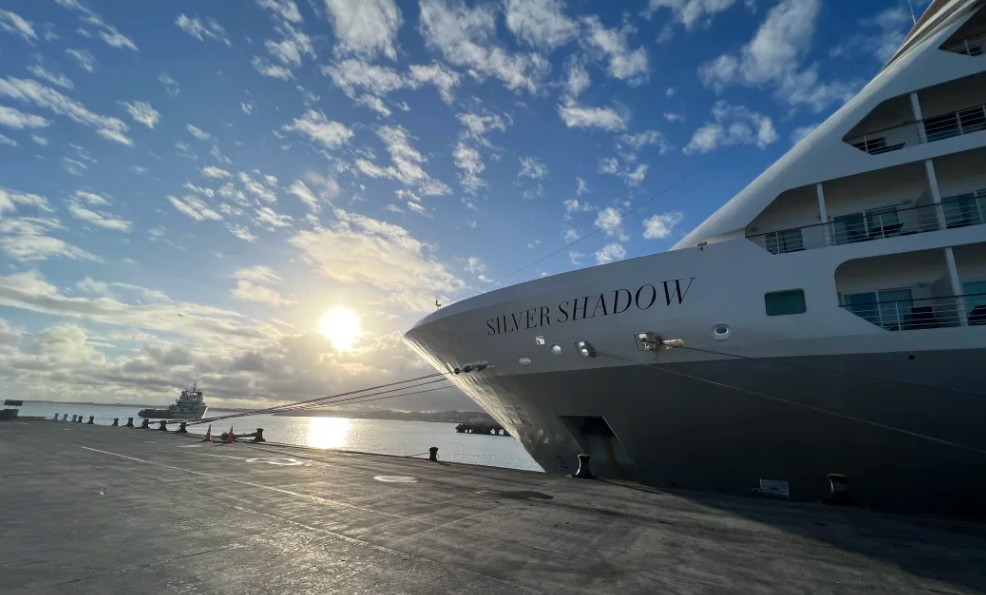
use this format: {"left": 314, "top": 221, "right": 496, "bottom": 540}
{"left": 940, "top": 4, "right": 986, "bottom": 57}
{"left": 835, "top": 243, "right": 986, "bottom": 331}
{"left": 746, "top": 146, "right": 986, "bottom": 254}
{"left": 842, "top": 70, "right": 986, "bottom": 155}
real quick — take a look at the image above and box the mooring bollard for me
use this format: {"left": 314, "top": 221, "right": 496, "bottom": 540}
{"left": 54, "top": 413, "right": 59, "bottom": 421}
{"left": 125, "top": 417, "right": 134, "bottom": 428}
{"left": 253, "top": 428, "right": 265, "bottom": 443}
{"left": 177, "top": 422, "right": 188, "bottom": 434}
{"left": 77, "top": 415, "right": 83, "bottom": 423}
{"left": 112, "top": 418, "right": 119, "bottom": 427}
{"left": 572, "top": 454, "right": 596, "bottom": 479}
{"left": 158, "top": 420, "right": 168, "bottom": 431}
{"left": 140, "top": 418, "right": 150, "bottom": 429}
{"left": 70, "top": 415, "right": 77, "bottom": 422}
{"left": 428, "top": 446, "right": 439, "bottom": 462}
{"left": 827, "top": 473, "right": 850, "bottom": 505}
{"left": 87, "top": 416, "right": 95, "bottom": 425}
{"left": 62, "top": 413, "right": 69, "bottom": 421}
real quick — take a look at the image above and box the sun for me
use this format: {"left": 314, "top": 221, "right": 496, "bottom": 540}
{"left": 319, "top": 308, "right": 362, "bottom": 351}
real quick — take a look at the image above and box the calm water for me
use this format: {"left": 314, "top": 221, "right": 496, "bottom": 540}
{"left": 15, "top": 402, "right": 543, "bottom": 472}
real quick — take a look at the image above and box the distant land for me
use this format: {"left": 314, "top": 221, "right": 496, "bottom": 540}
{"left": 21, "top": 401, "right": 494, "bottom": 424}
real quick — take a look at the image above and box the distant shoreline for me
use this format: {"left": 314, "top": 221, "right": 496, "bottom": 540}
{"left": 19, "top": 401, "right": 493, "bottom": 424}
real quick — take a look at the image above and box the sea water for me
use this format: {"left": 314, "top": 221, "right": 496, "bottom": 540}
{"left": 15, "top": 402, "right": 543, "bottom": 472}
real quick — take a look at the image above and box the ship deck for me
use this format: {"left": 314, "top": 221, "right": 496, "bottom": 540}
{"left": 3, "top": 419, "right": 986, "bottom": 594}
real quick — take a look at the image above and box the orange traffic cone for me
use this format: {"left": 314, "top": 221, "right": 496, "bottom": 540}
{"left": 202, "top": 424, "right": 212, "bottom": 442}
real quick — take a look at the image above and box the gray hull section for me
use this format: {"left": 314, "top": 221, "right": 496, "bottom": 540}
{"left": 465, "top": 348, "right": 986, "bottom": 519}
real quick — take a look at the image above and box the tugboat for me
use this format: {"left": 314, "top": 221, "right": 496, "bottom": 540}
{"left": 138, "top": 384, "right": 208, "bottom": 420}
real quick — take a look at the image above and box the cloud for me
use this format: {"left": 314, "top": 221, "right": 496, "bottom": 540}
{"left": 624, "top": 164, "right": 647, "bottom": 186}
{"left": 642, "top": 211, "right": 684, "bottom": 239}
{"left": 684, "top": 101, "right": 778, "bottom": 155}
{"left": 73, "top": 190, "right": 108, "bottom": 206}
{"left": 119, "top": 101, "right": 160, "bottom": 129}
{"left": 282, "top": 110, "right": 353, "bottom": 149}
{"left": 324, "top": 59, "right": 405, "bottom": 97}
{"left": 0, "top": 133, "right": 16, "bottom": 147}
{"left": 619, "top": 129, "right": 671, "bottom": 153}
{"left": 226, "top": 223, "right": 258, "bottom": 242}
{"left": 231, "top": 280, "right": 296, "bottom": 305}
{"left": 595, "top": 206, "right": 628, "bottom": 241}
{"left": 0, "top": 77, "right": 131, "bottom": 146}
{"left": 643, "top": 0, "right": 739, "bottom": 29}
{"left": 563, "top": 198, "right": 593, "bottom": 219}
{"left": 66, "top": 49, "right": 96, "bottom": 73}
{"left": 238, "top": 172, "right": 278, "bottom": 203}
{"left": 54, "top": 0, "right": 138, "bottom": 50}
{"left": 0, "top": 217, "right": 101, "bottom": 262}
{"left": 186, "top": 123, "right": 212, "bottom": 141}
{"left": 453, "top": 141, "right": 485, "bottom": 194}
{"left": 663, "top": 112, "right": 685, "bottom": 123}
{"left": 562, "top": 59, "right": 590, "bottom": 102}
{"left": 28, "top": 65, "right": 74, "bottom": 90}
{"left": 575, "top": 177, "right": 589, "bottom": 195}
{"left": 31, "top": 135, "right": 47, "bottom": 145}
{"left": 159, "top": 73, "right": 180, "bottom": 96}
{"left": 830, "top": 4, "right": 918, "bottom": 64}
{"left": 202, "top": 166, "right": 231, "bottom": 179}
{"left": 253, "top": 206, "right": 293, "bottom": 230}
{"left": 0, "top": 104, "right": 51, "bottom": 130}
{"left": 61, "top": 157, "right": 88, "bottom": 176}
{"left": 168, "top": 195, "right": 222, "bottom": 221}
{"left": 407, "top": 62, "right": 460, "bottom": 103}
{"left": 0, "top": 9, "right": 37, "bottom": 44}
{"left": 66, "top": 200, "right": 132, "bottom": 232}
{"left": 595, "top": 242, "right": 626, "bottom": 264}
{"left": 790, "top": 122, "right": 820, "bottom": 145}
{"left": 289, "top": 208, "right": 464, "bottom": 312}
{"left": 175, "top": 13, "right": 231, "bottom": 46}
{"left": 256, "top": 0, "right": 303, "bottom": 23}
{"left": 698, "top": 0, "right": 857, "bottom": 112}
{"left": 355, "top": 95, "right": 391, "bottom": 116}
{"left": 262, "top": 21, "right": 315, "bottom": 71}
{"left": 456, "top": 111, "right": 508, "bottom": 145}
{"left": 232, "top": 265, "right": 282, "bottom": 285}
{"left": 1, "top": 187, "right": 52, "bottom": 215}
{"left": 558, "top": 104, "right": 628, "bottom": 131}
{"left": 288, "top": 180, "right": 324, "bottom": 212}
{"left": 324, "top": 0, "right": 402, "bottom": 61}
{"left": 598, "top": 157, "right": 618, "bottom": 174}
{"left": 419, "top": 0, "right": 550, "bottom": 93}
{"left": 580, "top": 16, "right": 648, "bottom": 85}
{"left": 518, "top": 156, "right": 548, "bottom": 180}
{"left": 355, "top": 125, "right": 451, "bottom": 196}
{"left": 504, "top": 0, "right": 579, "bottom": 51}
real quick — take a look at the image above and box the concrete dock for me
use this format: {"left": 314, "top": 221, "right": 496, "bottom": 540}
{"left": 3, "top": 420, "right": 986, "bottom": 594}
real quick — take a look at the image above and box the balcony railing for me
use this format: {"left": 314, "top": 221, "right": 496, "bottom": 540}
{"left": 940, "top": 32, "right": 986, "bottom": 57}
{"left": 747, "top": 193, "right": 986, "bottom": 254}
{"left": 845, "top": 102, "right": 986, "bottom": 155}
{"left": 841, "top": 293, "right": 986, "bottom": 331}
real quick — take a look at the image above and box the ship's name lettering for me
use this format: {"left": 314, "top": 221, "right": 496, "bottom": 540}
{"left": 486, "top": 278, "right": 695, "bottom": 336}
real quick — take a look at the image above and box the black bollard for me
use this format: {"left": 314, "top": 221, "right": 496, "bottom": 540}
{"left": 571, "top": 454, "right": 596, "bottom": 479}
{"left": 62, "top": 414, "right": 69, "bottom": 421}
{"left": 88, "top": 416, "right": 95, "bottom": 425}
{"left": 76, "top": 415, "right": 83, "bottom": 423}
{"left": 70, "top": 415, "right": 77, "bottom": 422}
{"left": 125, "top": 417, "right": 134, "bottom": 428}
{"left": 112, "top": 418, "right": 119, "bottom": 426}
{"left": 253, "top": 428, "right": 265, "bottom": 443}
{"left": 158, "top": 420, "right": 168, "bottom": 431}
{"left": 140, "top": 418, "right": 150, "bottom": 429}
{"left": 827, "top": 474, "right": 851, "bottom": 505}
{"left": 177, "top": 422, "right": 188, "bottom": 434}
{"left": 54, "top": 413, "right": 59, "bottom": 421}
{"left": 428, "top": 447, "right": 439, "bottom": 462}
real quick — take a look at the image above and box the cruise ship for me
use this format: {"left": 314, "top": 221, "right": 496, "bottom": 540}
{"left": 405, "top": 0, "right": 986, "bottom": 518}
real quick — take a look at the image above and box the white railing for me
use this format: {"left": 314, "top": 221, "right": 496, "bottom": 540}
{"left": 840, "top": 293, "right": 986, "bottom": 331}
{"left": 844, "top": 102, "right": 986, "bottom": 155}
{"left": 747, "top": 194, "right": 986, "bottom": 254}
{"left": 940, "top": 32, "right": 986, "bottom": 57}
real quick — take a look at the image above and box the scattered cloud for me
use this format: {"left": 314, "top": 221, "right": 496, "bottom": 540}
{"left": 0, "top": 77, "right": 132, "bottom": 146}
{"left": 355, "top": 126, "right": 451, "bottom": 196}
{"left": 518, "top": 156, "right": 548, "bottom": 180}
{"left": 407, "top": 62, "right": 460, "bottom": 103}
{"left": 202, "top": 166, "right": 231, "bottom": 179}
{"left": 28, "top": 65, "right": 74, "bottom": 90}
{"left": 282, "top": 110, "right": 353, "bottom": 150}
{"left": 453, "top": 141, "right": 485, "bottom": 194}
{"left": 595, "top": 242, "right": 626, "bottom": 264}
{"left": 576, "top": 177, "right": 589, "bottom": 195}
{"left": 419, "top": 0, "right": 550, "bottom": 93}
{"left": 54, "top": 0, "right": 138, "bottom": 50}
{"left": 598, "top": 157, "right": 618, "bottom": 174}
{"left": 256, "top": 0, "right": 303, "bottom": 23}
{"left": 619, "top": 130, "right": 671, "bottom": 153}
{"left": 175, "top": 13, "right": 231, "bottom": 46}
{"left": 119, "top": 101, "right": 160, "bottom": 129}
{"left": 663, "top": 112, "right": 686, "bottom": 123}
{"left": 684, "top": 100, "right": 777, "bottom": 155}
{"left": 558, "top": 104, "right": 628, "bottom": 131}
{"left": 580, "top": 16, "right": 648, "bottom": 85}
{"left": 642, "top": 211, "right": 684, "bottom": 239}
{"left": 159, "top": 73, "right": 180, "bottom": 96}
{"left": 226, "top": 223, "right": 258, "bottom": 243}
{"left": 0, "top": 9, "right": 38, "bottom": 44}
{"left": 504, "top": 0, "right": 579, "bottom": 51}
{"left": 644, "top": 0, "right": 739, "bottom": 29}
{"left": 66, "top": 200, "right": 132, "bottom": 232}
{"left": 231, "top": 280, "right": 295, "bottom": 305}
{"left": 595, "top": 206, "right": 628, "bottom": 241}
{"left": 0, "top": 217, "right": 100, "bottom": 262}
{"left": 168, "top": 195, "right": 223, "bottom": 222}
{"left": 66, "top": 49, "right": 96, "bottom": 73}
{"left": 324, "top": 0, "right": 402, "bottom": 61}
{"left": 186, "top": 123, "right": 213, "bottom": 141}
{"left": 0, "top": 104, "right": 51, "bottom": 130}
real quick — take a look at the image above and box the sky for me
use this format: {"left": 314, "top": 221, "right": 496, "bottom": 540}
{"left": 0, "top": 0, "right": 929, "bottom": 410}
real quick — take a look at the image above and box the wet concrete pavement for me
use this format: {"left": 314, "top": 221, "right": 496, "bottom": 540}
{"left": 2, "top": 419, "right": 986, "bottom": 594}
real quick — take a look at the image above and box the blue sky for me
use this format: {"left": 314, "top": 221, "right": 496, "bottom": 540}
{"left": 0, "top": 0, "right": 926, "bottom": 409}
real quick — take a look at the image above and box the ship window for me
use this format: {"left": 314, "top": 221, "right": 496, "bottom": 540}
{"left": 764, "top": 228, "right": 804, "bottom": 254}
{"left": 765, "top": 290, "right": 806, "bottom": 316}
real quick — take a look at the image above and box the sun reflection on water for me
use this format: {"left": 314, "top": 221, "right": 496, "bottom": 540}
{"left": 306, "top": 417, "right": 352, "bottom": 449}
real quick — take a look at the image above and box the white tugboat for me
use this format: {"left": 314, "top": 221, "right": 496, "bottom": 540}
{"left": 138, "top": 384, "right": 208, "bottom": 420}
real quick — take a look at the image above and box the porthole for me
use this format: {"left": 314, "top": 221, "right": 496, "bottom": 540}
{"left": 550, "top": 344, "right": 562, "bottom": 355}
{"left": 519, "top": 357, "right": 532, "bottom": 365}
{"left": 712, "top": 324, "right": 731, "bottom": 341}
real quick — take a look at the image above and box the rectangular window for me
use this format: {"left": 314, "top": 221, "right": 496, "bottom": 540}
{"left": 764, "top": 228, "right": 804, "bottom": 254}
{"left": 966, "top": 281, "right": 986, "bottom": 326}
{"left": 765, "top": 290, "right": 807, "bottom": 316}
{"left": 832, "top": 213, "right": 868, "bottom": 244}
{"left": 844, "top": 289, "right": 913, "bottom": 330}
{"left": 943, "top": 193, "right": 984, "bottom": 228}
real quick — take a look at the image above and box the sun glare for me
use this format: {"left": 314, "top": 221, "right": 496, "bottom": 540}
{"left": 319, "top": 308, "right": 362, "bottom": 351}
